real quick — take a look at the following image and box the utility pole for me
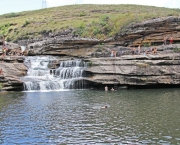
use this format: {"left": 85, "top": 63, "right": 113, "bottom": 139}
{"left": 42, "top": 0, "right": 47, "bottom": 9}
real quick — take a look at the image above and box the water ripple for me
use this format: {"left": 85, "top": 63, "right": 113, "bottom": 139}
{"left": 0, "top": 89, "right": 180, "bottom": 144}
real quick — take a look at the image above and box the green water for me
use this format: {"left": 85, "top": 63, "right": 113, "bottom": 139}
{"left": 0, "top": 89, "right": 180, "bottom": 144}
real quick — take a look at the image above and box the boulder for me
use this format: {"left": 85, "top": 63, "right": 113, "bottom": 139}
{"left": 0, "top": 56, "right": 27, "bottom": 91}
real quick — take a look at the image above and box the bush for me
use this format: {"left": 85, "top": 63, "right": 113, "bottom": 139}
{"left": 79, "top": 11, "right": 86, "bottom": 17}
{"left": 22, "top": 20, "right": 30, "bottom": 27}
{"left": 143, "top": 42, "right": 151, "bottom": 47}
{"left": 93, "top": 27, "right": 101, "bottom": 35}
{"left": 88, "top": 61, "right": 93, "bottom": 67}
{"left": 0, "top": 23, "right": 10, "bottom": 35}
{"left": 4, "top": 12, "right": 22, "bottom": 18}
{"left": 73, "top": 22, "right": 86, "bottom": 36}
{"left": 173, "top": 48, "right": 180, "bottom": 53}
{"left": 6, "top": 37, "right": 11, "bottom": 42}
{"left": 99, "top": 15, "right": 109, "bottom": 23}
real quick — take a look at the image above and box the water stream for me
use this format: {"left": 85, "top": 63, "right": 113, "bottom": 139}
{"left": 21, "top": 56, "right": 87, "bottom": 91}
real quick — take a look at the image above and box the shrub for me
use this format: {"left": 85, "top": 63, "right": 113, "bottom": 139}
{"left": 93, "top": 27, "right": 101, "bottom": 35}
{"left": 79, "top": 11, "right": 86, "bottom": 17}
{"left": 6, "top": 37, "right": 11, "bottom": 42}
{"left": 143, "top": 42, "right": 151, "bottom": 47}
{"left": 4, "top": 12, "right": 22, "bottom": 18}
{"left": 74, "top": 22, "right": 86, "bottom": 36}
{"left": 0, "top": 23, "right": 10, "bottom": 35}
{"left": 22, "top": 20, "right": 30, "bottom": 27}
{"left": 99, "top": 15, "right": 109, "bottom": 23}
{"left": 88, "top": 61, "right": 93, "bottom": 67}
{"left": 173, "top": 48, "right": 180, "bottom": 53}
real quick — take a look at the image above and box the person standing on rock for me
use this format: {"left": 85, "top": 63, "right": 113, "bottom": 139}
{"left": 110, "top": 51, "right": 114, "bottom": 57}
{"left": 138, "top": 45, "right": 141, "bottom": 55}
{"left": 2, "top": 47, "right": 8, "bottom": 57}
{"left": 154, "top": 47, "right": 157, "bottom": 54}
{"left": 0, "top": 68, "right": 4, "bottom": 76}
{"left": 170, "top": 36, "right": 173, "bottom": 44}
{"left": 105, "top": 85, "right": 108, "bottom": 91}
{"left": 111, "top": 50, "right": 116, "bottom": 57}
{"left": 132, "top": 47, "right": 136, "bottom": 55}
{"left": 163, "top": 36, "right": 168, "bottom": 45}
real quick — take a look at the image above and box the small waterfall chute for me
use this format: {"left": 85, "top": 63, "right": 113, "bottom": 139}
{"left": 21, "top": 56, "right": 87, "bottom": 91}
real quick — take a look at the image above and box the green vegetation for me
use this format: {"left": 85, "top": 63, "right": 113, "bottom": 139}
{"left": 88, "top": 61, "right": 93, "bottom": 67}
{"left": 0, "top": 4, "right": 179, "bottom": 42}
{"left": 173, "top": 48, "right": 180, "bottom": 53}
{"left": 96, "top": 43, "right": 104, "bottom": 52}
{"left": 143, "top": 42, "right": 151, "bottom": 47}
{"left": 0, "top": 83, "right": 2, "bottom": 90}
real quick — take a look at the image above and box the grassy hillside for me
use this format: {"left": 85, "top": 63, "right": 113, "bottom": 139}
{"left": 0, "top": 4, "right": 180, "bottom": 42}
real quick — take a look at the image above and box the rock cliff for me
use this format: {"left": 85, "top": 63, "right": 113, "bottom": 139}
{"left": 2, "top": 16, "right": 180, "bottom": 91}
{"left": 114, "top": 16, "right": 180, "bottom": 46}
{"left": 84, "top": 49, "right": 180, "bottom": 88}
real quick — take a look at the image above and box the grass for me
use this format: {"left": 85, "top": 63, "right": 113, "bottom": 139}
{"left": 0, "top": 4, "right": 180, "bottom": 42}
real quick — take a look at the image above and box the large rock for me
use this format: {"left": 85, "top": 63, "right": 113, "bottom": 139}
{"left": 84, "top": 51, "right": 180, "bottom": 87}
{"left": 0, "top": 41, "right": 21, "bottom": 54}
{"left": 25, "top": 37, "right": 104, "bottom": 57}
{"left": 114, "top": 16, "right": 180, "bottom": 46}
{"left": 0, "top": 56, "right": 27, "bottom": 91}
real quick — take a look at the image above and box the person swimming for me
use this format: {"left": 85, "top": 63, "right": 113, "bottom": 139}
{"left": 111, "top": 87, "right": 114, "bottom": 91}
{"left": 101, "top": 105, "right": 108, "bottom": 109}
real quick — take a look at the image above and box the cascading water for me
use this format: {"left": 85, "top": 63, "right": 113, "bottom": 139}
{"left": 21, "top": 56, "right": 87, "bottom": 91}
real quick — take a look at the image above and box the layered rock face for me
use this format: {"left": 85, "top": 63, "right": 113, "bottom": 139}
{"left": 0, "top": 40, "right": 27, "bottom": 91}
{"left": 25, "top": 37, "right": 105, "bottom": 57}
{"left": 84, "top": 49, "right": 180, "bottom": 88}
{"left": 114, "top": 16, "right": 180, "bottom": 46}
{"left": 0, "top": 56, "right": 27, "bottom": 91}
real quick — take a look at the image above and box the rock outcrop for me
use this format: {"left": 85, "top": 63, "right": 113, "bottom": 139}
{"left": 25, "top": 37, "right": 104, "bottom": 57}
{"left": 0, "top": 41, "right": 27, "bottom": 91}
{"left": 114, "top": 16, "right": 180, "bottom": 46}
{"left": 23, "top": 17, "right": 180, "bottom": 56}
{"left": 84, "top": 50, "right": 180, "bottom": 88}
{"left": 0, "top": 56, "right": 27, "bottom": 91}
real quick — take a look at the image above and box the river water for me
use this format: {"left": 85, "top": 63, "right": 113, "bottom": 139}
{"left": 0, "top": 89, "right": 180, "bottom": 144}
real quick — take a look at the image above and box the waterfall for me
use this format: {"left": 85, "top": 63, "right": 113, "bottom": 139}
{"left": 21, "top": 56, "right": 87, "bottom": 91}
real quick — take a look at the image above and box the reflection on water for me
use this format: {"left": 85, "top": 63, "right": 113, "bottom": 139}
{"left": 0, "top": 89, "right": 180, "bottom": 144}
